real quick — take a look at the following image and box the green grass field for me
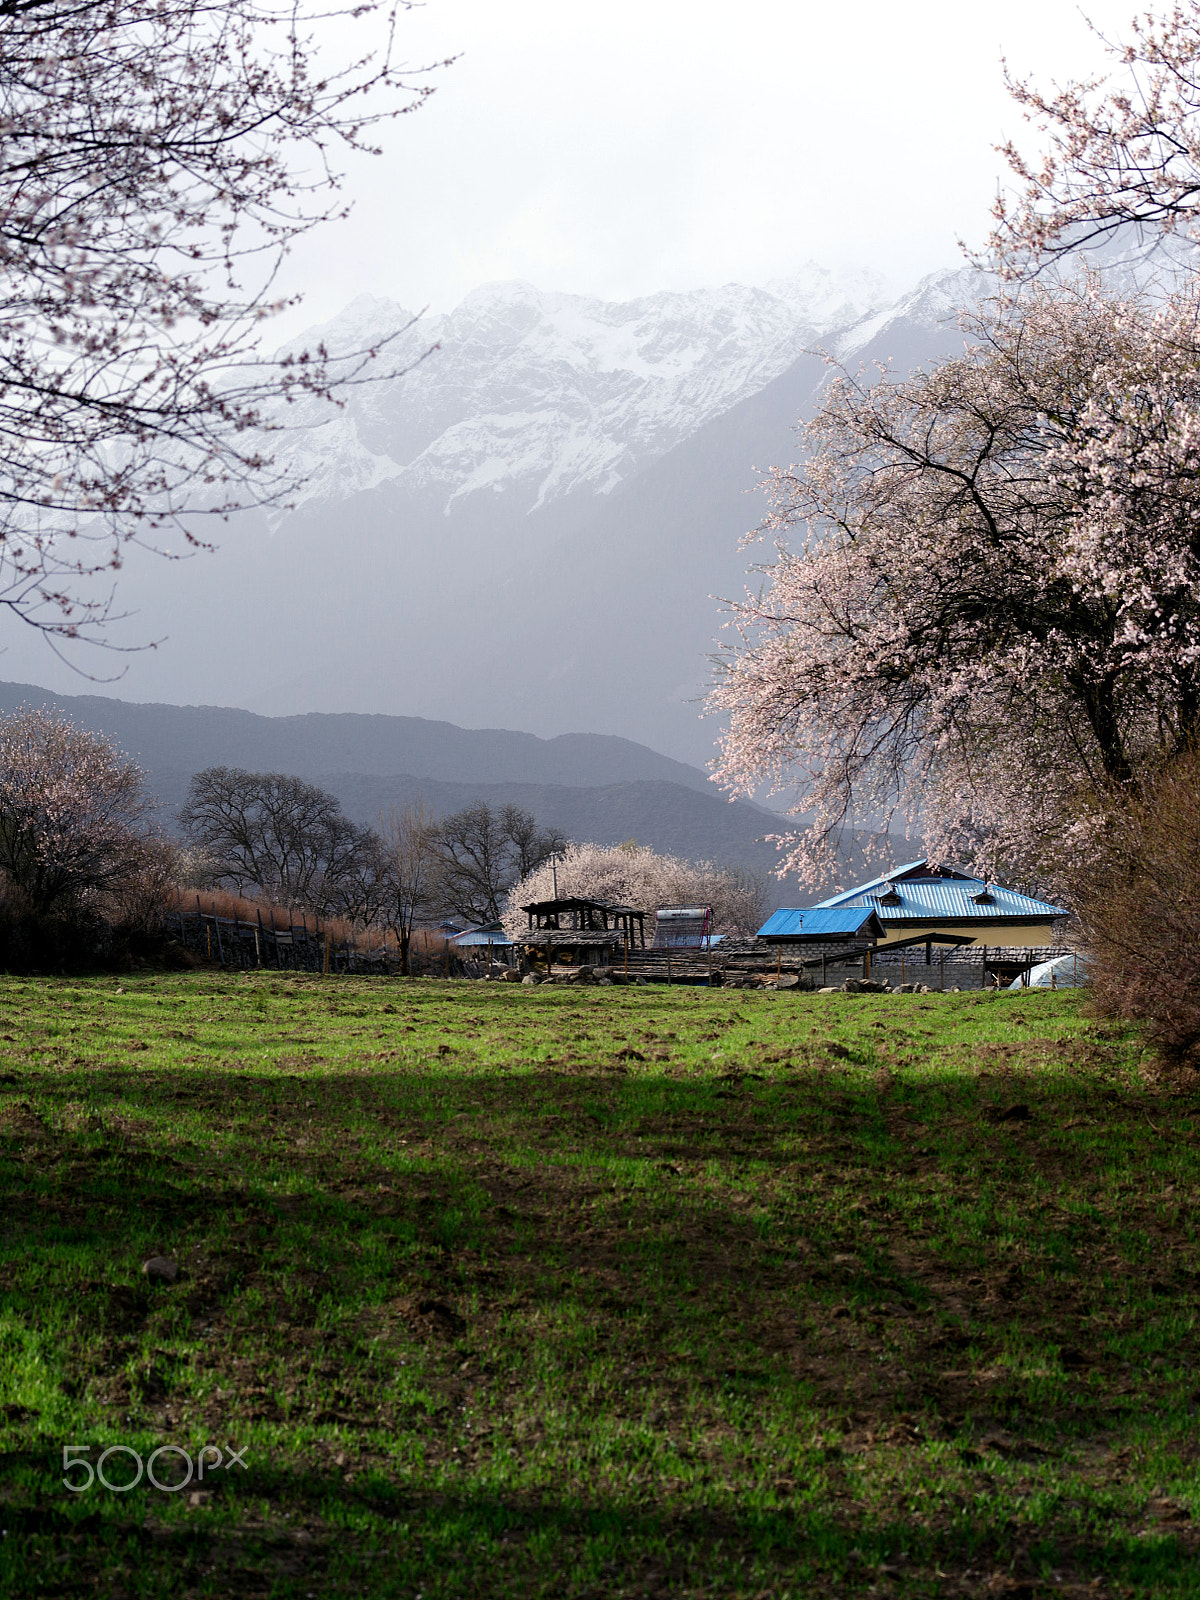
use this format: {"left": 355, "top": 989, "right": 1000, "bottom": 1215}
{"left": 0, "top": 973, "right": 1198, "bottom": 1598}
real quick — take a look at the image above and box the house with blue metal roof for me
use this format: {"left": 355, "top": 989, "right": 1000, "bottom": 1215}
{"left": 809, "top": 860, "right": 1065, "bottom": 949}
{"left": 754, "top": 903, "right": 886, "bottom": 982}
{"left": 756, "top": 906, "right": 886, "bottom": 943}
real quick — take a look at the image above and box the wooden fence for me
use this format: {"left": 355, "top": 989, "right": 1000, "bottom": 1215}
{"left": 173, "top": 895, "right": 401, "bottom": 975}
{"left": 172, "top": 897, "right": 513, "bottom": 978}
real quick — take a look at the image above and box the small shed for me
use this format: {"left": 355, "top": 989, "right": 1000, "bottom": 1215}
{"left": 756, "top": 906, "right": 886, "bottom": 943}
{"left": 756, "top": 905, "right": 886, "bottom": 983}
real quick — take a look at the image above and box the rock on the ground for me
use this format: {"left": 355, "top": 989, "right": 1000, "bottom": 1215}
{"left": 142, "top": 1256, "right": 179, "bottom": 1285}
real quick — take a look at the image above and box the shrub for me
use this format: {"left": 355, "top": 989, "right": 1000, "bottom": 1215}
{"left": 1068, "top": 746, "right": 1200, "bottom": 1065}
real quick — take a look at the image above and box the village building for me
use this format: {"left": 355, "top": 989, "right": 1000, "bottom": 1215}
{"left": 808, "top": 860, "right": 1066, "bottom": 951}
{"left": 755, "top": 905, "right": 886, "bottom": 947}
{"left": 754, "top": 905, "right": 887, "bottom": 983}
{"left": 754, "top": 863, "right": 1069, "bottom": 987}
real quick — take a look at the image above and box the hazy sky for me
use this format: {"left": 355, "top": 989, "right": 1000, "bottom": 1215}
{"left": 272, "top": 0, "right": 1133, "bottom": 332}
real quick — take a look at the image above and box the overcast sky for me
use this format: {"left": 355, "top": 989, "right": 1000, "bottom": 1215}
{"left": 271, "top": 0, "right": 1133, "bottom": 333}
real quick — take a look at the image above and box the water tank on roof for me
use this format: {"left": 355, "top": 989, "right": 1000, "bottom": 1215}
{"left": 653, "top": 906, "right": 713, "bottom": 949}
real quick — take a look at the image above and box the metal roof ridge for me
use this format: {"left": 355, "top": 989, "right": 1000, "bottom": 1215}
{"left": 812, "top": 858, "right": 929, "bottom": 908}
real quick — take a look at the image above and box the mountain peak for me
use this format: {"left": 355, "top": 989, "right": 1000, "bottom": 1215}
{"left": 265, "top": 261, "right": 907, "bottom": 520}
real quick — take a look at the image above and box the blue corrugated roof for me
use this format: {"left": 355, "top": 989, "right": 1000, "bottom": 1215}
{"left": 813, "top": 860, "right": 928, "bottom": 908}
{"left": 757, "top": 906, "right": 884, "bottom": 939}
{"left": 814, "top": 861, "right": 1064, "bottom": 921}
{"left": 451, "top": 927, "right": 513, "bottom": 946}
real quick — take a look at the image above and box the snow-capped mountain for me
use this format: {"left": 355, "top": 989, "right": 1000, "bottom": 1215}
{"left": 267, "top": 262, "right": 892, "bottom": 517}
{"left": 5, "top": 256, "right": 984, "bottom": 768}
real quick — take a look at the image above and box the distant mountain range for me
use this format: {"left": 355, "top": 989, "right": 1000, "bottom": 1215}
{"left": 0, "top": 681, "right": 912, "bottom": 891}
{"left": 0, "top": 258, "right": 977, "bottom": 769}
{"left": 3, "top": 238, "right": 1183, "bottom": 774}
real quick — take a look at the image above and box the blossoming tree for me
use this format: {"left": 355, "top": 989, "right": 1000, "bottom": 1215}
{"left": 0, "top": 705, "right": 154, "bottom": 914}
{"left": 709, "top": 281, "right": 1200, "bottom": 887}
{"left": 0, "top": 0, "right": 442, "bottom": 642}
{"left": 711, "top": 2, "right": 1200, "bottom": 890}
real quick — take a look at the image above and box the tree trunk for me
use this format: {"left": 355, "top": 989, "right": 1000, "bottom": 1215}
{"left": 1081, "top": 676, "right": 1135, "bottom": 790}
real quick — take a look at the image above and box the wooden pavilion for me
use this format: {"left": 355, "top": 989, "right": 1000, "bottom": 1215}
{"left": 514, "top": 896, "right": 647, "bottom": 970}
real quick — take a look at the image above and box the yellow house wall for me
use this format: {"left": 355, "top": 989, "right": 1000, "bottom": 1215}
{"left": 877, "top": 921, "right": 1058, "bottom": 950}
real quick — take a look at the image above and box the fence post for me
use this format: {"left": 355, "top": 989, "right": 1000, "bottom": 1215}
{"left": 212, "top": 900, "right": 224, "bottom": 965}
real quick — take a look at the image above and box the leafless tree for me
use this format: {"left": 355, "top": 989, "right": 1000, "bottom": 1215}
{"left": 437, "top": 802, "right": 567, "bottom": 925}
{"left": 179, "top": 767, "right": 366, "bottom": 910}
{"left": 378, "top": 799, "right": 441, "bottom": 974}
{"left": 326, "top": 826, "right": 392, "bottom": 932}
{"left": 0, "top": 0, "right": 445, "bottom": 643}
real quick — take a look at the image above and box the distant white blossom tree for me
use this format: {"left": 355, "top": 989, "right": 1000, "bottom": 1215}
{"left": 503, "top": 842, "right": 767, "bottom": 941}
{"left": 0, "top": 705, "right": 154, "bottom": 913}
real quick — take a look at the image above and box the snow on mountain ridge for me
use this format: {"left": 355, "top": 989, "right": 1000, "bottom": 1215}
{"left": 266, "top": 266, "right": 899, "bottom": 519}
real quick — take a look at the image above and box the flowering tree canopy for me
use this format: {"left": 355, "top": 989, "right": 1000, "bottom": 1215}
{"left": 0, "top": 705, "right": 154, "bottom": 912}
{"left": 709, "top": 281, "right": 1200, "bottom": 888}
{"left": 0, "top": 0, "right": 440, "bottom": 640}
{"left": 991, "top": 2, "right": 1200, "bottom": 270}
